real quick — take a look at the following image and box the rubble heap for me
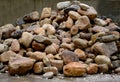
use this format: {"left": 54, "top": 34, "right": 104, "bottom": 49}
{"left": 0, "top": 1, "right": 120, "bottom": 78}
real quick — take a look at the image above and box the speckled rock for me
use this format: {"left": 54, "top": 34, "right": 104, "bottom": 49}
{"left": 0, "top": 44, "right": 8, "bottom": 53}
{"left": 63, "top": 62, "right": 87, "bottom": 76}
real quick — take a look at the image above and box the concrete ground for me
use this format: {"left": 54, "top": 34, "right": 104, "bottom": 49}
{"left": 0, "top": 73, "right": 120, "bottom": 82}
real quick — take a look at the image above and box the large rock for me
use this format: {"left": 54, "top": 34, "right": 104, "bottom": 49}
{"left": 63, "top": 62, "right": 87, "bottom": 76}
{"left": 41, "top": 8, "right": 51, "bottom": 19}
{"left": 78, "top": 6, "right": 97, "bottom": 20}
{"left": 95, "top": 55, "right": 111, "bottom": 67}
{"left": 0, "top": 44, "right": 8, "bottom": 53}
{"left": 9, "top": 55, "right": 35, "bottom": 75}
{"left": 75, "top": 16, "right": 91, "bottom": 30}
{"left": 10, "top": 39, "right": 20, "bottom": 52}
{"left": 0, "top": 50, "right": 17, "bottom": 62}
{"left": 91, "top": 42, "right": 117, "bottom": 57}
{"left": 23, "top": 11, "right": 39, "bottom": 22}
{"left": 61, "top": 50, "right": 79, "bottom": 64}
{"left": 33, "top": 62, "right": 44, "bottom": 74}
{"left": 57, "top": 1, "right": 71, "bottom": 10}
{"left": 19, "top": 32, "right": 33, "bottom": 48}
{"left": 0, "top": 24, "right": 16, "bottom": 39}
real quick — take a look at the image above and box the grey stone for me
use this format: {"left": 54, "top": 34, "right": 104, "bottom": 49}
{"left": 57, "top": 1, "right": 71, "bottom": 10}
{"left": 0, "top": 44, "right": 8, "bottom": 53}
{"left": 43, "top": 72, "right": 54, "bottom": 79}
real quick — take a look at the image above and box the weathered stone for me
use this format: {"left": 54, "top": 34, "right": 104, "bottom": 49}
{"left": 0, "top": 44, "right": 8, "bottom": 53}
{"left": 60, "top": 43, "right": 74, "bottom": 50}
{"left": 45, "top": 43, "right": 59, "bottom": 55}
{"left": 92, "top": 25, "right": 109, "bottom": 33}
{"left": 95, "top": 55, "right": 111, "bottom": 67}
{"left": 10, "top": 39, "right": 20, "bottom": 52}
{"left": 63, "top": 62, "right": 87, "bottom": 76}
{"left": 106, "top": 23, "right": 120, "bottom": 32}
{"left": 33, "top": 35, "right": 52, "bottom": 45}
{"left": 0, "top": 50, "right": 17, "bottom": 62}
{"left": 78, "top": 7, "right": 97, "bottom": 20}
{"left": 40, "top": 18, "right": 51, "bottom": 26}
{"left": 33, "top": 27, "right": 45, "bottom": 35}
{"left": 86, "top": 54, "right": 95, "bottom": 59}
{"left": 62, "top": 38, "right": 71, "bottom": 43}
{"left": 98, "top": 35, "right": 119, "bottom": 42}
{"left": 75, "top": 16, "right": 91, "bottom": 30}
{"left": 57, "top": 1, "right": 71, "bottom": 10}
{"left": 29, "top": 51, "right": 46, "bottom": 61}
{"left": 32, "top": 41, "right": 45, "bottom": 51}
{"left": 0, "top": 62, "right": 4, "bottom": 70}
{"left": 65, "top": 17, "right": 73, "bottom": 29}
{"left": 68, "top": 11, "right": 81, "bottom": 20}
{"left": 47, "top": 54, "right": 54, "bottom": 60}
{"left": 3, "top": 39, "right": 14, "bottom": 46}
{"left": 94, "top": 18, "right": 107, "bottom": 26}
{"left": 33, "top": 62, "right": 44, "bottom": 74}
{"left": 41, "top": 8, "right": 51, "bottom": 19}
{"left": 79, "top": 32, "right": 92, "bottom": 40}
{"left": 11, "top": 30, "right": 23, "bottom": 39}
{"left": 43, "top": 57, "right": 51, "bottom": 67}
{"left": 0, "top": 24, "right": 16, "bottom": 39}
{"left": 87, "top": 63, "right": 98, "bottom": 74}
{"left": 19, "top": 32, "right": 33, "bottom": 48}
{"left": 80, "top": 3, "right": 90, "bottom": 10}
{"left": 43, "top": 24, "right": 56, "bottom": 35}
{"left": 23, "top": 11, "right": 39, "bottom": 22}
{"left": 91, "top": 42, "right": 117, "bottom": 57}
{"left": 18, "top": 49, "right": 26, "bottom": 56}
{"left": 43, "top": 72, "right": 54, "bottom": 79}
{"left": 98, "top": 64, "right": 109, "bottom": 73}
{"left": 73, "top": 38, "right": 88, "bottom": 49}
{"left": 43, "top": 67, "right": 58, "bottom": 75}
{"left": 74, "top": 49, "right": 87, "bottom": 61}
{"left": 9, "top": 55, "right": 35, "bottom": 75}
{"left": 50, "top": 60, "right": 63, "bottom": 71}
{"left": 70, "top": 25, "right": 79, "bottom": 35}
{"left": 61, "top": 50, "right": 79, "bottom": 64}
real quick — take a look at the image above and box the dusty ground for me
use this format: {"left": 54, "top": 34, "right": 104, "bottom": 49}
{"left": 0, "top": 73, "right": 120, "bottom": 82}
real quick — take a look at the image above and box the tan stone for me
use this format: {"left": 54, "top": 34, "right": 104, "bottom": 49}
{"left": 63, "top": 62, "right": 87, "bottom": 76}
{"left": 68, "top": 11, "right": 81, "bottom": 20}
{"left": 43, "top": 67, "right": 58, "bottom": 75}
{"left": 65, "top": 17, "right": 73, "bottom": 29}
{"left": 70, "top": 25, "right": 79, "bottom": 35}
{"left": 10, "top": 39, "right": 20, "bottom": 52}
{"left": 86, "top": 63, "right": 98, "bottom": 74}
{"left": 41, "top": 8, "right": 51, "bottom": 19}
{"left": 9, "top": 55, "right": 35, "bottom": 75}
{"left": 75, "top": 16, "right": 91, "bottom": 30}
{"left": 74, "top": 49, "right": 87, "bottom": 61}
{"left": 34, "top": 27, "right": 45, "bottom": 35}
{"left": 33, "top": 62, "right": 44, "bottom": 74}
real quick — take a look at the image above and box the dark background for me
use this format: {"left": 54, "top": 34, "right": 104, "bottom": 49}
{"left": 0, "top": 0, "right": 120, "bottom": 26}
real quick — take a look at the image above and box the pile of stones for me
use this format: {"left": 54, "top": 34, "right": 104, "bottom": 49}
{"left": 0, "top": 1, "right": 120, "bottom": 78}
